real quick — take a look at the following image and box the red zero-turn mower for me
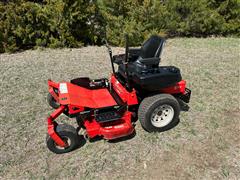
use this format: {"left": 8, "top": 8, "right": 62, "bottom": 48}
{"left": 46, "top": 35, "right": 191, "bottom": 154}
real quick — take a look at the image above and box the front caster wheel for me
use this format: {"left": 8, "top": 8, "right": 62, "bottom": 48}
{"left": 46, "top": 124, "right": 79, "bottom": 154}
{"left": 47, "top": 93, "right": 60, "bottom": 109}
{"left": 138, "top": 94, "right": 180, "bottom": 132}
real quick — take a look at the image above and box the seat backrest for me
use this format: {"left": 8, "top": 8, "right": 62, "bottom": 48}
{"left": 140, "top": 35, "right": 165, "bottom": 59}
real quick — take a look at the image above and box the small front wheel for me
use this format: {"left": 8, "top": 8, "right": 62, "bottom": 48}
{"left": 138, "top": 94, "right": 180, "bottom": 132}
{"left": 47, "top": 93, "right": 60, "bottom": 109}
{"left": 46, "top": 124, "right": 79, "bottom": 154}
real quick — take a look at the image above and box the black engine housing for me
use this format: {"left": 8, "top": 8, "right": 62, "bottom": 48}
{"left": 118, "top": 65, "right": 182, "bottom": 92}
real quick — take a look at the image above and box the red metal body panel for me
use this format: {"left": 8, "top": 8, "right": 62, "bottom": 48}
{"left": 52, "top": 82, "right": 117, "bottom": 108}
{"left": 48, "top": 80, "right": 59, "bottom": 89}
{"left": 110, "top": 75, "right": 138, "bottom": 105}
{"left": 84, "top": 111, "right": 134, "bottom": 140}
{"left": 48, "top": 80, "right": 60, "bottom": 102}
{"left": 161, "top": 80, "right": 186, "bottom": 94}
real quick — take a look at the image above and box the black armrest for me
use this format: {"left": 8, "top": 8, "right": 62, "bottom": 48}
{"left": 129, "top": 48, "right": 141, "bottom": 61}
{"left": 138, "top": 57, "right": 160, "bottom": 65}
{"left": 129, "top": 48, "right": 141, "bottom": 55}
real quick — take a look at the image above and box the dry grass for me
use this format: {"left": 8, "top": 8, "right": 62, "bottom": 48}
{"left": 0, "top": 38, "right": 239, "bottom": 179}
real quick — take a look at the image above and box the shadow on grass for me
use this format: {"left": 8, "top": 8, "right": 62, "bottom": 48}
{"left": 73, "top": 135, "right": 87, "bottom": 152}
{"left": 108, "top": 130, "right": 137, "bottom": 143}
{"left": 83, "top": 130, "right": 137, "bottom": 144}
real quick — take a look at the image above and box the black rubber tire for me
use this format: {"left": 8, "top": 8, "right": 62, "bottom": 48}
{"left": 138, "top": 94, "right": 180, "bottom": 132}
{"left": 47, "top": 93, "right": 60, "bottom": 109}
{"left": 46, "top": 124, "right": 79, "bottom": 154}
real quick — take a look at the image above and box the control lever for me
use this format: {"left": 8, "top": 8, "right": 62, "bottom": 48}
{"left": 103, "top": 38, "right": 115, "bottom": 74}
{"left": 103, "top": 39, "right": 112, "bottom": 54}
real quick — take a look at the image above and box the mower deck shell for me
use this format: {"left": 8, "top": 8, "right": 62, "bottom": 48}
{"left": 84, "top": 111, "right": 134, "bottom": 140}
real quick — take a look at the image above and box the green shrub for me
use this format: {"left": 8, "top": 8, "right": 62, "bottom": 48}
{"left": 98, "top": 0, "right": 168, "bottom": 46}
{"left": 209, "top": 0, "right": 240, "bottom": 36}
{"left": 98, "top": 0, "right": 240, "bottom": 45}
{"left": 0, "top": 0, "right": 239, "bottom": 52}
{"left": 0, "top": 0, "right": 102, "bottom": 52}
{"left": 164, "top": 0, "right": 226, "bottom": 36}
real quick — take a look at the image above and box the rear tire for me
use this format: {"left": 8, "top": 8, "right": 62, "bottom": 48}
{"left": 47, "top": 93, "right": 60, "bottom": 109}
{"left": 46, "top": 124, "right": 79, "bottom": 154}
{"left": 138, "top": 94, "right": 180, "bottom": 132}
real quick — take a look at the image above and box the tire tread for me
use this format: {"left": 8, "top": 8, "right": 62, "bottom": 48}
{"left": 138, "top": 94, "right": 180, "bottom": 132}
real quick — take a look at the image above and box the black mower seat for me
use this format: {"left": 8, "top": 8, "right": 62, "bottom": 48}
{"left": 116, "top": 35, "right": 182, "bottom": 91}
{"left": 138, "top": 35, "right": 165, "bottom": 65}
{"left": 118, "top": 35, "right": 165, "bottom": 76}
{"left": 141, "top": 35, "right": 165, "bottom": 58}
{"left": 113, "top": 35, "right": 165, "bottom": 65}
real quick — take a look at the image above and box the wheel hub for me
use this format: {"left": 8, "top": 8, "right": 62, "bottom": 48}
{"left": 54, "top": 136, "right": 71, "bottom": 150}
{"left": 157, "top": 111, "right": 163, "bottom": 116}
{"left": 151, "top": 104, "right": 174, "bottom": 128}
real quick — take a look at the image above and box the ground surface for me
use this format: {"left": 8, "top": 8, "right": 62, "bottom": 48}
{"left": 0, "top": 38, "right": 239, "bottom": 180}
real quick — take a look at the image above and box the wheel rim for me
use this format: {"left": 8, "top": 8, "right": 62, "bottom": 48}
{"left": 151, "top": 104, "right": 174, "bottom": 128}
{"left": 54, "top": 136, "right": 71, "bottom": 150}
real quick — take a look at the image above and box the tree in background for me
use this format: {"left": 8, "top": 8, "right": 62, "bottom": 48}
{"left": 99, "top": 0, "right": 239, "bottom": 46}
{"left": 208, "top": 0, "right": 240, "bottom": 35}
{"left": 98, "top": 0, "right": 168, "bottom": 46}
{"left": 0, "top": 0, "right": 239, "bottom": 52}
{"left": 164, "top": 0, "right": 225, "bottom": 36}
{"left": 0, "top": 0, "right": 103, "bottom": 52}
